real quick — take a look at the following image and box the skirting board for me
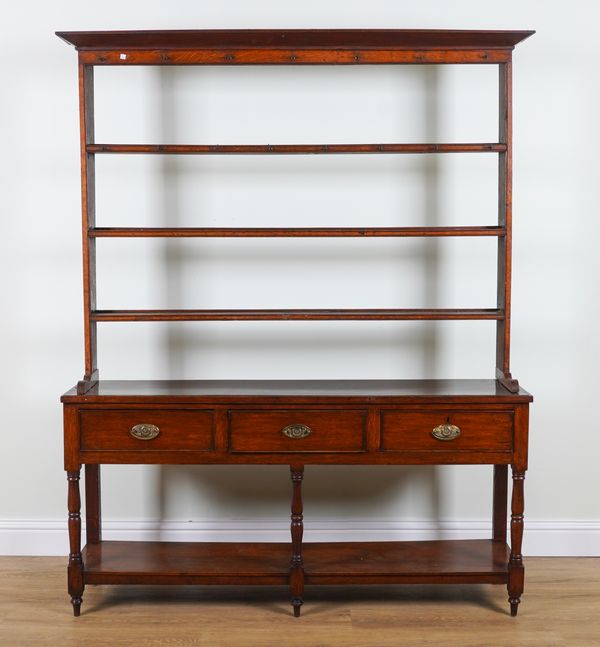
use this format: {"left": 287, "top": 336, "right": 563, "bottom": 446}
{"left": 1, "top": 519, "right": 599, "bottom": 557}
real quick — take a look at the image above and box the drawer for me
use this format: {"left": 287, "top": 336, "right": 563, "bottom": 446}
{"left": 380, "top": 410, "right": 513, "bottom": 452}
{"left": 229, "top": 410, "right": 366, "bottom": 453}
{"left": 80, "top": 409, "right": 214, "bottom": 451}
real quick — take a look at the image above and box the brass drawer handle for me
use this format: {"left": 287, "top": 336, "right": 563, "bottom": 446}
{"left": 432, "top": 423, "right": 461, "bottom": 441}
{"left": 130, "top": 423, "right": 160, "bottom": 440}
{"left": 282, "top": 423, "right": 312, "bottom": 439}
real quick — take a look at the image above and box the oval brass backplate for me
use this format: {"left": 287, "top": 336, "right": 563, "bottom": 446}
{"left": 130, "top": 423, "right": 160, "bottom": 441}
{"left": 281, "top": 423, "right": 312, "bottom": 439}
{"left": 431, "top": 423, "right": 461, "bottom": 441}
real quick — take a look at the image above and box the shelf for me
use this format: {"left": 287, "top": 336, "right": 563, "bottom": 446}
{"left": 81, "top": 539, "right": 509, "bottom": 586}
{"left": 91, "top": 308, "right": 504, "bottom": 322}
{"left": 304, "top": 539, "right": 509, "bottom": 584}
{"left": 82, "top": 541, "right": 289, "bottom": 585}
{"left": 87, "top": 143, "right": 506, "bottom": 155}
{"left": 90, "top": 226, "right": 505, "bottom": 238}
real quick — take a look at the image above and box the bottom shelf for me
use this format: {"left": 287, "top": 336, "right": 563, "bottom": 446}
{"left": 82, "top": 539, "right": 509, "bottom": 586}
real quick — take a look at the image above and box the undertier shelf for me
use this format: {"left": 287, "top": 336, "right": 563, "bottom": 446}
{"left": 81, "top": 539, "right": 509, "bottom": 586}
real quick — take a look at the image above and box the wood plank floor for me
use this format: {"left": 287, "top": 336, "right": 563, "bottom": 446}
{"left": 1, "top": 557, "right": 599, "bottom": 646}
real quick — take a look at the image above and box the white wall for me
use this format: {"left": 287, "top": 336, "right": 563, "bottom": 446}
{"left": 1, "top": 0, "right": 599, "bottom": 556}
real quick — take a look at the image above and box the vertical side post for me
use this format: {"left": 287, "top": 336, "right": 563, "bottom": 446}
{"left": 67, "top": 470, "right": 84, "bottom": 616}
{"left": 508, "top": 404, "right": 529, "bottom": 616}
{"left": 289, "top": 465, "right": 305, "bottom": 617}
{"left": 496, "top": 60, "right": 519, "bottom": 393}
{"left": 85, "top": 464, "right": 102, "bottom": 544}
{"left": 508, "top": 469, "right": 525, "bottom": 616}
{"left": 492, "top": 464, "right": 508, "bottom": 542}
{"left": 77, "top": 61, "right": 98, "bottom": 394}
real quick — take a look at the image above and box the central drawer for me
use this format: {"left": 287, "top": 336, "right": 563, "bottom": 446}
{"left": 229, "top": 409, "right": 367, "bottom": 453}
{"left": 80, "top": 409, "right": 214, "bottom": 451}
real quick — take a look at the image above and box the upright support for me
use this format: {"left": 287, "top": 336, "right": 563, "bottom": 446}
{"left": 76, "top": 61, "right": 99, "bottom": 395}
{"left": 492, "top": 464, "right": 508, "bottom": 542}
{"left": 508, "top": 469, "right": 525, "bottom": 616}
{"left": 85, "top": 464, "right": 102, "bottom": 544}
{"left": 289, "top": 465, "right": 305, "bottom": 617}
{"left": 496, "top": 60, "right": 519, "bottom": 393}
{"left": 67, "top": 470, "right": 84, "bottom": 616}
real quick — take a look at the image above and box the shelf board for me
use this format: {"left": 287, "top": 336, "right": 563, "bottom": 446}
{"left": 81, "top": 539, "right": 509, "bottom": 586}
{"left": 90, "top": 226, "right": 505, "bottom": 238}
{"left": 304, "top": 539, "right": 509, "bottom": 584}
{"left": 82, "top": 541, "right": 289, "bottom": 585}
{"left": 91, "top": 308, "right": 504, "bottom": 322}
{"left": 87, "top": 143, "right": 506, "bottom": 155}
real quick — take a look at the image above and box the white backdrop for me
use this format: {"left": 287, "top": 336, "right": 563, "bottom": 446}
{"left": 1, "top": 1, "right": 599, "bottom": 556}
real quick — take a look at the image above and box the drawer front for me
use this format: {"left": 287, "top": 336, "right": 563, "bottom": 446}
{"left": 229, "top": 410, "right": 366, "bottom": 453}
{"left": 380, "top": 410, "right": 513, "bottom": 452}
{"left": 80, "top": 410, "right": 214, "bottom": 451}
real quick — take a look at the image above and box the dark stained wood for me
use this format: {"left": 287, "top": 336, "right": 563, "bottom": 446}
{"left": 71, "top": 448, "right": 516, "bottom": 467}
{"left": 77, "top": 63, "right": 98, "bottom": 394}
{"left": 90, "top": 226, "right": 505, "bottom": 238}
{"left": 59, "top": 28, "right": 533, "bottom": 618}
{"left": 56, "top": 29, "right": 535, "bottom": 51}
{"left": 84, "top": 465, "right": 101, "bottom": 544}
{"left": 289, "top": 466, "right": 305, "bottom": 616}
{"left": 380, "top": 410, "right": 513, "bottom": 452}
{"left": 79, "top": 539, "right": 508, "bottom": 585}
{"left": 67, "top": 471, "right": 83, "bottom": 616}
{"left": 229, "top": 410, "right": 366, "bottom": 453}
{"left": 62, "top": 379, "right": 533, "bottom": 403}
{"left": 78, "top": 49, "right": 513, "bottom": 66}
{"left": 91, "top": 308, "right": 504, "bottom": 322}
{"left": 86, "top": 143, "right": 506, "bottom": 155}
{"left": 493, "top": 465, "right": 508, "bottom": 542}
{"left": 79, "top": 409, "right": 215, "bottom": 452}
{"left": 496, "top": 62, "right": 513, "bottom": 386}
{"left": 82, "top": 541, "right": 289, "bottom": 585}
{"left": 304, "top": 540, "right": 510, "bottom": 584}
{"left": 508, "top": 470, "right": 525, "bottom": 616}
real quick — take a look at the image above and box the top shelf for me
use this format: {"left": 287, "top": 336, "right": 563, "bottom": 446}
{"left": 56, "top": 29, "right": 535, "bottom": 51}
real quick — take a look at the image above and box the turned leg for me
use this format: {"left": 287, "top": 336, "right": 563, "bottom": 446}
{"left": 508, "top": 468, "right": 525, "bottom": 616}
{"left": 492, "top": 465, "right": 508, "bottom": 542}
{"left": 67, "top": 470, "right": 84, "bottom": 616}
{"left": 85, "top": 464, "right": 102, "bottom": 544}
{"left": 289, "top": 465, "right": 305, "bottom": 617}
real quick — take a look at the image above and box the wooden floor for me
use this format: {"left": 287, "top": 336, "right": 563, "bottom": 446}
{"left": 1, "top": 557, "right": 599, "bottom": 646}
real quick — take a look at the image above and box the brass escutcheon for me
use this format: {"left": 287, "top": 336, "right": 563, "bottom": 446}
{"left": 130, "top": 423, "right": 160, "bottom": 440}
{"left": 282, "top": 423, "right": 312, "bottom": 439}
{"left": 431, "top": 423, "right": 461, "bottom": 441}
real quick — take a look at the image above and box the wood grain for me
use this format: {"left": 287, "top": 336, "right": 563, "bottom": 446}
{"left": 89, "top": 226, "right": 506, "bottom": 238}
{"left": 90, "top": 308, "right": 505, "bottom": 322}
{"left": 56, "top": 29, "right": 535, "bottom": 51}
{"left": 86, "top": 143, "right": 506, "bottom": 154}
{"left": 0, "top": 557, "right": 596, "bottom": 646}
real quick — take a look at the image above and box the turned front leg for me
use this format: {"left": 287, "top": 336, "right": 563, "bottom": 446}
{"left": 289, "top": 465, "right": 305, "bottom": 617}
{"left": 508, "top": 469, "right": 525, "bottom": 616}
{"left": 67, "top": 470, "right": 84, "bottom": 616}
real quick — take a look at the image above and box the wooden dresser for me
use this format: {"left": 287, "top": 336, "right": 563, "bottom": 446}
{"left": 57, "top": 29, "right": 534, "bottom": 618}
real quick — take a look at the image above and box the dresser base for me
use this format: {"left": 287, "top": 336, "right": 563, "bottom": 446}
{"left": 63, "top": 379, "right": 531, "bottom": 617}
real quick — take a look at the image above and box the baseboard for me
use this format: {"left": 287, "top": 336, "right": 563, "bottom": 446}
{"left": 1, "top": 519, "right": 598, "bottom": 557}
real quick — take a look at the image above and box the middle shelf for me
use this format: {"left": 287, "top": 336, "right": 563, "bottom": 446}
{"left": 91, "top": 308, "right": 504, "bottom": 322}
{"left": 90, "top": 226, "right": 505, "bottom": 238}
